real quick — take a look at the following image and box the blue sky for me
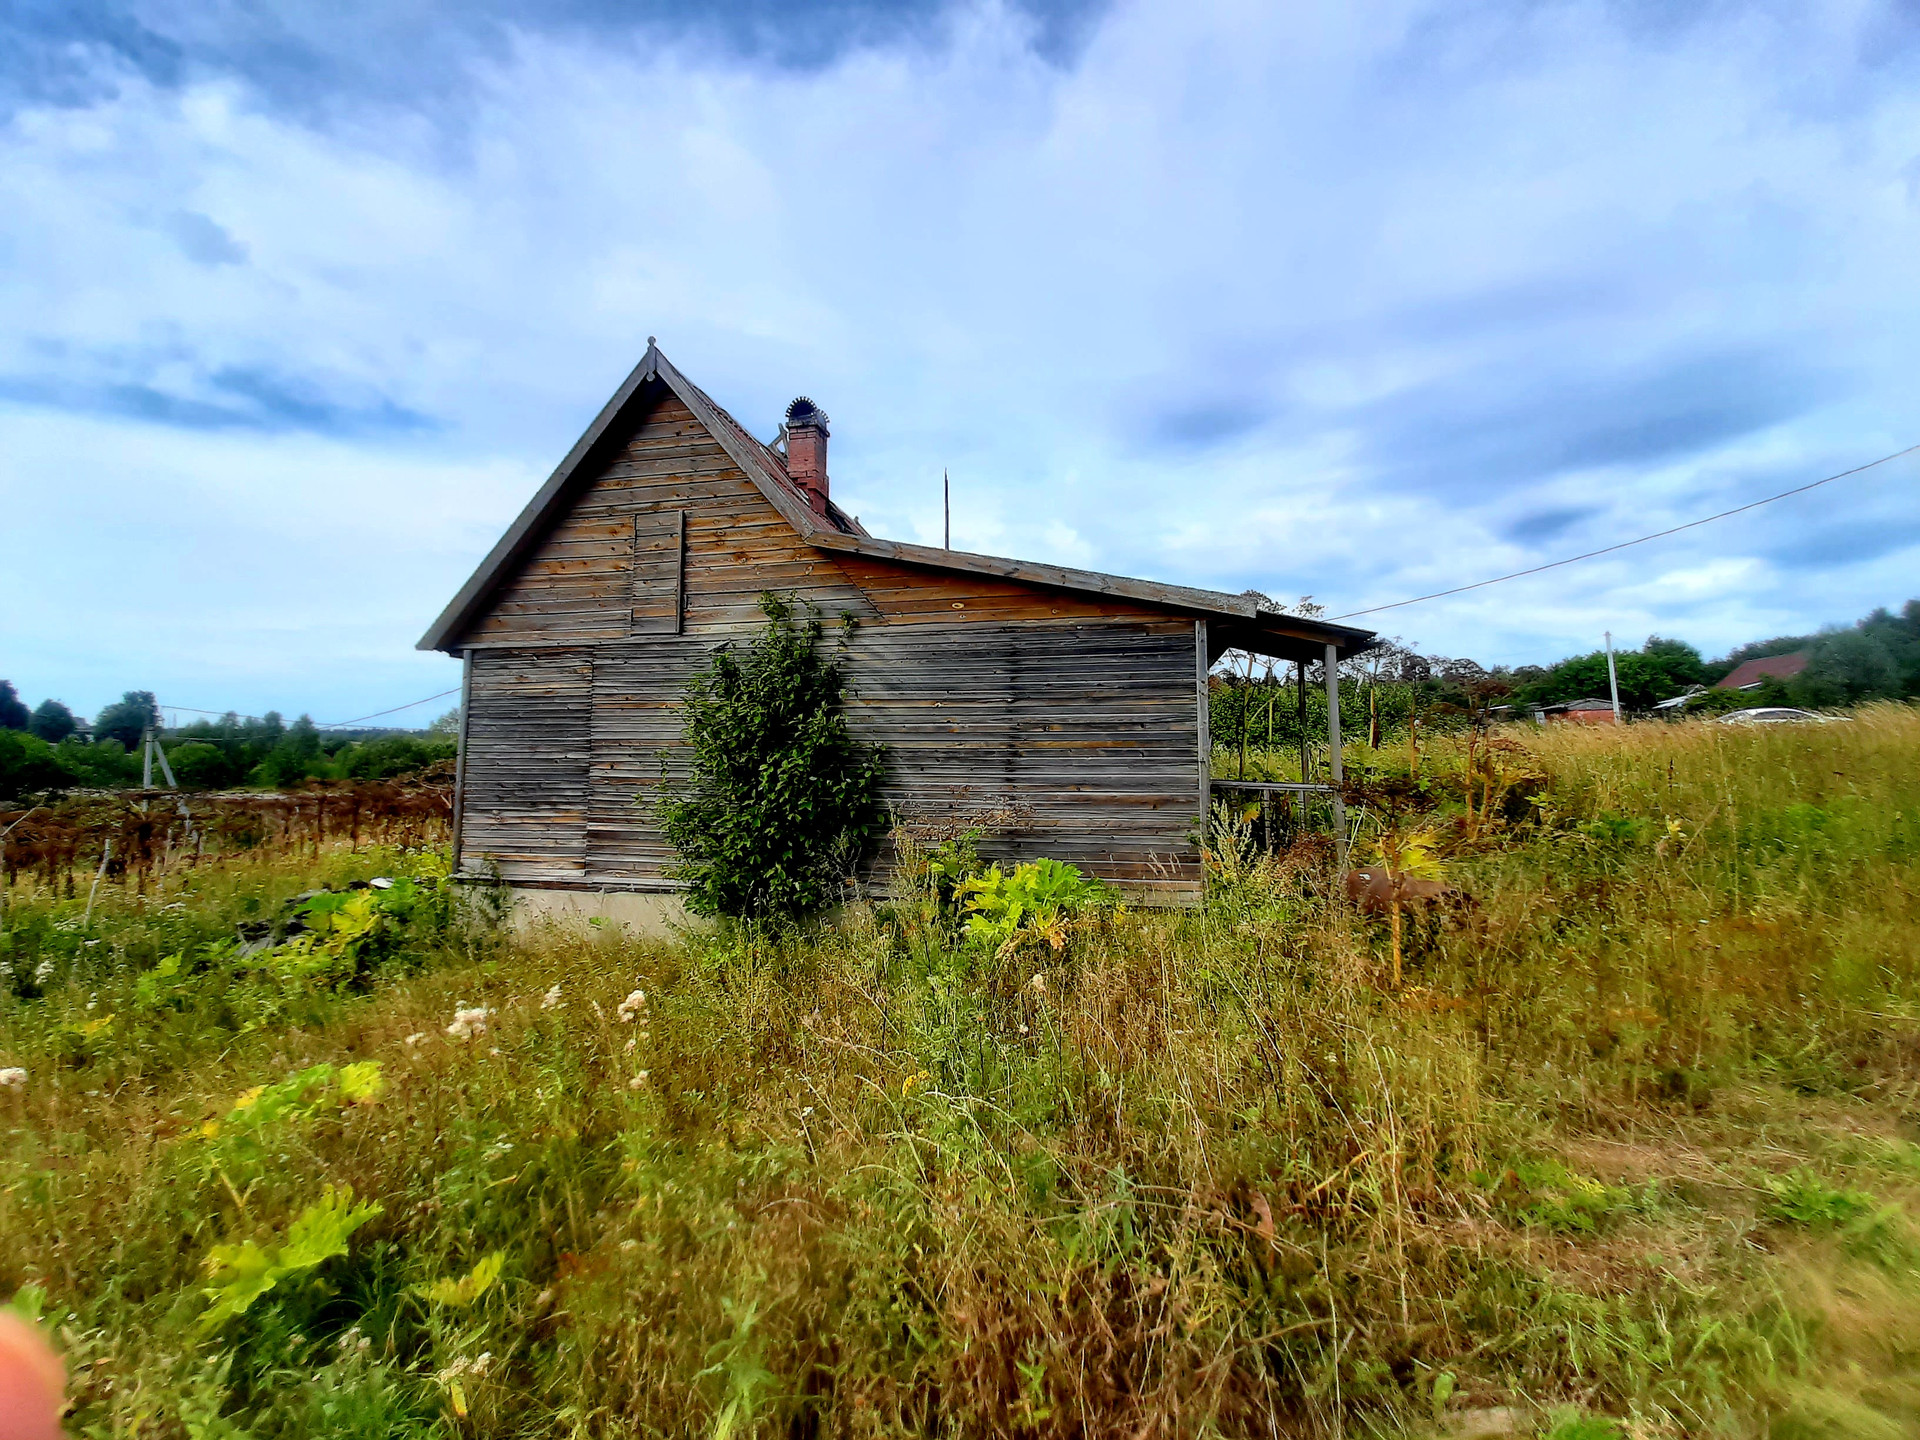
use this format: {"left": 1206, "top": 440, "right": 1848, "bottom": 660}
{"left": 3, "top": 0, "right": 1918, "bottom": 726}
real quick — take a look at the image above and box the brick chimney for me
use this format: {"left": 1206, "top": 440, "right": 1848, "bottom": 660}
{"left": 784, "top": 397, "right": 829, "bottom": 516}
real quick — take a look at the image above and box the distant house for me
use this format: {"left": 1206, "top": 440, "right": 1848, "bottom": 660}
{"left": 1653, "top": 685, "right": 1707, "bottom": 713}
{"left": 1539, "top": 697, "right": 1618, "bottom": 725}
{"left": 1715, "top": 652, "right": 1809, "bottom": 691}
{"left": 420, "top": 342, "right": 1376, "bottom": 924}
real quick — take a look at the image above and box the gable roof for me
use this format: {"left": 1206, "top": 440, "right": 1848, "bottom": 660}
{"left": 1546, "top": 697, "right": 1618, "bottom": 712}
{"left": 418, "top": 341, "right": 863, "bottom": 653}
{"left": 418, "top": 343, "right": 1377, "bottom": 661}
{"left": 1715, "top": 652, "right": 1809, "bottom": 690}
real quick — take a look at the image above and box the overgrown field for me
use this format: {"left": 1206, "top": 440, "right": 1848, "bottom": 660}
{"left": 5, "top": 709, "right": 1920, "bottom": 1438}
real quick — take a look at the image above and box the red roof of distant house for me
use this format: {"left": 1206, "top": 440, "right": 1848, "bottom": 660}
{"left": 1715, "top": 652, "right": 1809, "bottom": 690}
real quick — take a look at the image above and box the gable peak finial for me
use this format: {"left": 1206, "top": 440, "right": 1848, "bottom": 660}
{"left": 647, "top": 336, "right": 657, "bottom": 348}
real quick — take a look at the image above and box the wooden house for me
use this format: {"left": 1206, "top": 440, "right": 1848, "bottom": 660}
{"left": 420, "top": 342, "right": 1375, "bottom": 922}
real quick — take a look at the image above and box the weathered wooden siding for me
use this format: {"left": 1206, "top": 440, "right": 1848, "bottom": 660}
{"left": 462, "top": 391, "right": 875, "bottom": 645}
{"left": 586, "top": 638, "right": 707, "bottom": 885}
{"left": 460, "top": 618, "right": 1202, "bottom": 898}
{"left": 461, "top": 386, "right": 1167, "bottom": 647}
{"left": 846, "top": 617, "right": 1203, "bottom": 898}
{"left": 830, "top": 551, "right": 1171, "bottom": 627}
{"left": 452, "top": 381, "right": 1207, "bottom": 900}
{"left": 462, "top": 648, "right": 591, "bottom": 880}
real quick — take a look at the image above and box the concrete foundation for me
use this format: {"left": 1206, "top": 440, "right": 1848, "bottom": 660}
{"left": 501, "top": 887, "right": 704, "bottom": 941}
{"left": 490, "top": 876, "right": 1198, "bottom": 941}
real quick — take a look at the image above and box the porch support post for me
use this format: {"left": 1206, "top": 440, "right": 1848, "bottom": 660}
{"left": 1325, "top": 642, "right": 1346, "bottom": 867}
{"left": 1195, "top": 621, "right": 1210, "bottom": 820}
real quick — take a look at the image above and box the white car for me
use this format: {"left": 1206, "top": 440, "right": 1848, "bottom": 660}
{"left": 1718, "top": 707, "right": 1837, "bottom": 725}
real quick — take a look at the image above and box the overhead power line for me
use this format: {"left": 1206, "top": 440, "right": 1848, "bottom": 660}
{"left": 162, "top": 704, "right": 264, "bottom": 722}
{"left": 154, "top": 689, "right": 460, "bottom": 731}
{"left": 318, "top": 688, "right": 461, "bottom": 730}
{"left": 1331, "top": 440, "right": 1920, "bottom": 622}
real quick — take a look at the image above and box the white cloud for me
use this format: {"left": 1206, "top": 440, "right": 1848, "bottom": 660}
{"left": 4, "top": 0, "right": 1920, "bottom": 718}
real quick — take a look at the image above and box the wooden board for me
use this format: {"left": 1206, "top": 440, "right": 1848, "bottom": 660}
{"left": 461, "top": 648, "right": 591, "bottom": 880}
{"left": 587, "top": 638, "right": 708, "bottom": 883}
{"left": 630, "top": 510, "right": 684, "bottom": 635}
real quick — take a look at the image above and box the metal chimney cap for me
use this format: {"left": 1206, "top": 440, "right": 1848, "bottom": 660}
{"left": 785, "top": 396, "right": 828, "bottom": 429}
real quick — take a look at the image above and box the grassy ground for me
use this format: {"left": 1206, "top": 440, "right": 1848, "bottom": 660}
{"left": 5, "top": 708, "right": 1920, "bottom": 1438}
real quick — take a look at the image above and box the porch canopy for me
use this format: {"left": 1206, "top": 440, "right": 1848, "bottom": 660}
{"left": 1205, "top": 611, "right": 1376, "bottom": 667}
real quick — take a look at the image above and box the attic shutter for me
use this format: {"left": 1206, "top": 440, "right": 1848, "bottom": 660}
{"left": 630, "top": 511, "right": 685, "bottom": 635}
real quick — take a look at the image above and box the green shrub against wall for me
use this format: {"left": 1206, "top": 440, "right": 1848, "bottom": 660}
{"left": 659, "top": 593, "right": 886, "bottom": 922}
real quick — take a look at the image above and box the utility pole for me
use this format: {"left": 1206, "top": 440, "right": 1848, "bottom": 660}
{"left": 1604, "top": 631, "right": 1622, "bottom": 725}
{"left": 140, "top": 725, "right": 195, "bottom": 835}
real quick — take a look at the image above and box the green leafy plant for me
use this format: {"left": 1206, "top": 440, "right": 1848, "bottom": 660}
{"left": 1764, "top": 1169, "right": 1876, "bottom": 1228}
{"left": 247, "top": 880, "right": 441, "bottom": 1006}
{"left": 1503, "top": 1159, "right": 1658, "bottom": 1234}
{"left": 959, "top": 857, "right": 1113, "bottom": 958}
{"left": 200, "top": 1184, "right": 383, "bottom": 1331}
{"left": 1543, "top": 1408, "right": 1624, "bottom": 1440}
{"left": 416, "top": 1250, "right": 506, "bottom": 1308}
{"left": 132, "top": 950, "right": 192, "bottom": 1012}
{"left": 199, "top": 1062, "right": 385, "bottom": 1184}
{"left": 697, "top": 1295, "right": 776, "bottom": 1440}
{"left": 659, "top": 593, "right": 886, "bottom": 921}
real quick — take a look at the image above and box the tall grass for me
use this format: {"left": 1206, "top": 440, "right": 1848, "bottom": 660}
{"left": 4, "top": 707, "right": 1920, "bottom": 1437}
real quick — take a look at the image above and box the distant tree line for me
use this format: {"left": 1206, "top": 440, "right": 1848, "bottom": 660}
{"left": 0, "top": 684, "right": 458, "bottom": 801}
{"left": 1209, "top": 594, "right": 1920, "bottom": 762}
{"left": 1497, "top": 598, "right": 1920, "bottom": 713}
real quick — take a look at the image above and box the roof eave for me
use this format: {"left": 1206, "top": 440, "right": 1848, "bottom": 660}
{"left": 808, "top": 532, "right": 1377, "bottom": 657}
{"left": 417, "top": 345, "right": 667, "bottom": 653}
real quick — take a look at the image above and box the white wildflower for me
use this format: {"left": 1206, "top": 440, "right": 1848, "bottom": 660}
{"left": 624, "top": 1038, "right": 636, "bottom": 1054}
{"left": 617, "top": 989, "right": 647, "bottom": 1024}
{"left": 628, "top": 1074, "right": 647, "bottom": 1090}
{"left": 445, "top": 1006, "right": 492, "bottom": 1041}
{"left": 471, "top": 1352, "right": 492, "bottom": 1376}
{"left": 33, "top": 959, "right": 54, "bottom": 983}
{"left": 0, "top": 1067, "right": 26, "bottom": 1091}
{"left": 1029, "top": 973, "right": 1047, "bottom": 994}
{"left": 489, "top": 1047, "right": 502, "bottom": 1057}
{"left": 540, "top": 984, "right": 563, "bottom": 1010}
{"left": 403, "top": 1033, "right": 427, "bottom": 1048}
